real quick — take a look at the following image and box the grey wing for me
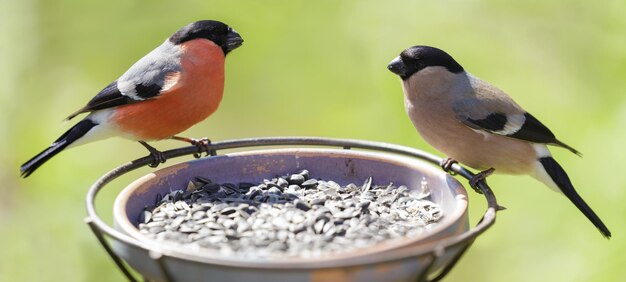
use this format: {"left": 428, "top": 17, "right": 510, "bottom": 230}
{"left": 66, "top": 41, "right": 182, "bottom": 120}
{"left": 452, "top": 75, "right": 580, "bottom": 155}
{"left": 115, "top": 40, "right": 182, "bottom": 101}
{"left": 453, "top": 96, "right": 528, "bottom": 136}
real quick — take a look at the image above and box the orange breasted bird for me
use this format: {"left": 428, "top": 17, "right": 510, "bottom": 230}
{"left": 20, "top": 20, "right": 243, "bottom": 177}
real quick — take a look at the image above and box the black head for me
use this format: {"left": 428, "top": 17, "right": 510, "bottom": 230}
{"left": 387, "top": 46, "right": 463, "bottom": 80}
{"left": 169, "top": 20, "right": 243, "bottom": 55}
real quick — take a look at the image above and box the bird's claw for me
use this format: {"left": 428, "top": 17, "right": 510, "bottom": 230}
{"left": 148, "top": 151, "right": 166, "bottom": 168}
{"left": 139, "top": 141, "right": 167, "bottom": 168}
{"left": 190, "top": 138, "right": 214, "bottom": 158}
{"left": 469, "top": 168, "right": 495, "bottom": 194}
{"left": 170, "top": 136, "right": 216, "bottom": 158}
{"left": 440, "top": 157, "right": 458, "bottom": 175}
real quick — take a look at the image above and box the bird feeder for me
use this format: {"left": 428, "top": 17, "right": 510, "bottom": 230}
{"left": 85, "top": 137, "right": 499, "bottom": 282}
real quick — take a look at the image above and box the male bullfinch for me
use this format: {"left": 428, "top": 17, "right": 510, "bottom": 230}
{"left": 20, "top": 20, "right": 243, "bottom": 177}
{"left": 387, "top": 45, "right": 611, "bottom": 238}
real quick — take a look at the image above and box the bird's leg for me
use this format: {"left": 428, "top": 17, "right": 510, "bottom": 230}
{"left": 469, "top": 168, "right": 495, "bottom": 193}
{"left": 440, "top": 157, "right": 458, "bottom": 175}
{"left": 171, "top": 136, "right": 214, "bottom": 158}
{"left": 138, "top": 141, "right": 166, "bottom": 168}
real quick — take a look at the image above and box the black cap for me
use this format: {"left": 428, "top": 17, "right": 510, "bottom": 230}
{"left": 388, "top": 46, "right": 463, "bottom": 80}
{"left": 169, "top": 20, "right": 243, "bottom": 55}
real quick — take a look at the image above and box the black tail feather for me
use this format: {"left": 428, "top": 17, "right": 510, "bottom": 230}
{"left": 20, "top": 119, "right": 97, "bottom": 178}
{"left": 554, "top": 139, "right": 582, "bottom": 157}
{"left": 539, "top": 157, "right": 611, "bottom": 238}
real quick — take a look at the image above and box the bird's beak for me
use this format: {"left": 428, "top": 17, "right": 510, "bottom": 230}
{"left": 387, "top": 56, "right": 406, "bottom": 77}
{"left": 224, "top": 28, "right": 244, "bottom": 53}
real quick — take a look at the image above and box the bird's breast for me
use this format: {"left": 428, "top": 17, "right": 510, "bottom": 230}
{"left": 112, "top": 40, "right": 226, "bottom": 141}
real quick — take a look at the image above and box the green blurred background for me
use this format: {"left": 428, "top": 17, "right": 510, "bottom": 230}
{"left": 2, "top": 0, "right": 625, "bottom": 281}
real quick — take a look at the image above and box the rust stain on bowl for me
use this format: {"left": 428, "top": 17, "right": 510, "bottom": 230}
{"left": 241, "top": 158, "right": 287, "bottom": 174}
{"left": 311, "top": 267, "right": 359, "bottom": 282}
{"left": 310, "top": 263, "right": 407, "bottom": 282}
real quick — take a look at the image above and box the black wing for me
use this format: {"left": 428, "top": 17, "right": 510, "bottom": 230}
{"left": 464, "top": 112, "right": 581, "bottom": 156}
{"left": 465, "top": 112, "right": 509, "bottom": 132}
{"left": 65, "top": 80, "right": 162, "bottom": 120}
{"left": 506, "top": 113, "right": 557, "bottom": 143}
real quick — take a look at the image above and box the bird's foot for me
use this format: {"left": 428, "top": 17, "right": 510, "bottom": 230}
{"left": 469, "top": 168, "right": 495, "bottom": 194}
{"left": 172, "top": 136, "right": 214, "bottom": 158}
{"left": 190, "top": 138, "right": 214, "bottom": 158}
{"left": 440, "top": 157, "right": 458, "bottom": 175}
{"left": 139, "top": 141, "right": 166, "bottom": 168}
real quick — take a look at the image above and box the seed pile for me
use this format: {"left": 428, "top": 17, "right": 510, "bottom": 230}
{"left": 138, "top": 170, "right": 443, "bottom": 258}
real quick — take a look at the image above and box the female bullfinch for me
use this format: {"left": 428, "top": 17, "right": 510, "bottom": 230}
{"left": 388, "top": 45, "right": 610, "bottom": 238}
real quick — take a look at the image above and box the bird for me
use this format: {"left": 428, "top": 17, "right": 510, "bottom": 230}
{"left": 387, "top": 45, "right": 611, "bottom": 238}
{"left": 20, "top": 20, "right": 243, "bottom": 178}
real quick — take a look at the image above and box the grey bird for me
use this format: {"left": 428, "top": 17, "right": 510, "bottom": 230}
{"left": 387, "top": 45, "right": 610, "bottom": 238}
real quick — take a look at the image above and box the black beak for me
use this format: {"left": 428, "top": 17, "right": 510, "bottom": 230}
{"left": 387, "top": 56, "right": 406, "bottom": 77}
{"left": 223, "top": 28, "right": 243, "bottom": 54}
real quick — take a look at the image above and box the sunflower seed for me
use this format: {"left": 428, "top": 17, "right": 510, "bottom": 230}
{"left": 314, "top": 219, "right": 326, "bottom": 234}
{"left": 294, "top": 200, "right": 311, "bottom": 211}
{"left": 195, "top": 176, "right": 212, "bottom": 184}
{"left": 310, "top": 198, "right": 326, "bottom": 206}
{"left": 301, "top": 179, "right": 318, "bottom": 188}
{"left": 220, "top": 207, "right": 237, "bottom": 216}
{"left": 276, "top": 178, "right": 289, "bottom": 188}
{"left": 202, "top": 182, "right": 221, "bottom": 193}
{"left": 170, "top": 216, "right": 185, "bottom": 229}
{"left": 288, "top": 174, "right": 305, "bottom": 185}
{"left": 267, "top": 186, "right": 282, "bottom": 195}
{"left": 361, "top": 177, "right": 372, "bottom": 192}
{"left": 142, "top": 211, "right": 152, "bottom": 224}
{"left": 238, "top": 182, "right": 255, "bottom": 190}
{"left": 140, "top": 170, "right": 443, "bottom": 259}
{"left": 297, "top": 170, "right": 310, "bottom": 179}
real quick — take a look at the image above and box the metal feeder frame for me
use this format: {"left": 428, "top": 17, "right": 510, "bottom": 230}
{"left": 85, "top": 137, "right": 501, "bottom": 282}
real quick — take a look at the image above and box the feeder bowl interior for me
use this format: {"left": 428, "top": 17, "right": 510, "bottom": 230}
{"left": 112, "top": 148, "right": 469, "bottom": 282}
